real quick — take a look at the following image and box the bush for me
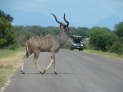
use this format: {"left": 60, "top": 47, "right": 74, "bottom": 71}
{"left": 115, "top": 22, "right": 123, "bottom": 38}
{"left": 15, "top": 30, "right": 33, "bottom": 47}
{"left": 0, "top": 39, "right": 7, "bottom": 45}
{"left": 0, "top": 12, "right": 15, "bottom": 48}
{"left": 62, "top": 41, "right": 72, "bottom": 49}
{"left": 109, "top": 42, "right": 123, "bottom": 54}
{"left": 8, "top": 44, "right": 17, "bottom": 50}
{"left": 119, "top": 37, "right": 123, "bottom": 43}
{"left": 89, "top": 27, "right": 118, "bottom": 51}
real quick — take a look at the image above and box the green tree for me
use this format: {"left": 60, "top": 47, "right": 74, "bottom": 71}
{"left": 70, "top": 27, "right": 89, "bottom": 37}
{"left": 89, "top": 27, "right": 118, "bottom": 51}
{"left": 15, "top": 30, "right": 33, "bottom": 46}
{"left": 114, "top": 22, "right": 123, "bottom": 44}
{"left": 115, "top": 22, "right": 123, "bottom": 38}
{"left": 0, "top": 10, "right": 13, "bottom": 22}
{"left": 109, "top": 42, "right": 123, "bottom": 54}
{"left": 0, "top": 10, "right": 15, "bottom": 48}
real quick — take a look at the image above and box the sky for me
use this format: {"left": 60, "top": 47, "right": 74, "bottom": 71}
{"left": 0, "top": 0, "right": 123, "bottom": 29}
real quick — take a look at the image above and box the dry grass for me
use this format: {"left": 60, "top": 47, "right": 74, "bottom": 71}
{"left": 0, "top": 48, "right": 25, "bottom": 90}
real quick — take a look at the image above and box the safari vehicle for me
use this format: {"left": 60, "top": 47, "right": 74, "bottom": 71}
{"left": 70, "top": 35, "right": 85, "bottom": 51}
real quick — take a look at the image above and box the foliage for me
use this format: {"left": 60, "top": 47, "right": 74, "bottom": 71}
{"left": 0, "top": 10, "right": 15, "bottom": 48}
{"left": 109, "top": 42, "right": 123, "bottom": 54}
{"left": 14, "top": 26, "right": 61, "bottom": 36}
{"left": 14, "top": 26, "right": 89, "bottom": 37}
{"left": 0, "top": 10, "right": 13, "bottom": 22}
{"left": 119, "top": 37, "right": 123, "bottom": 43}
{"left": 15, "top": 30, "right": 33, "bottom": 46}
{"left": 115, "top": 22, "right": 123, "bottom": 38}
{"left": 62, "top": 40, "right": 72, "bottom": 49}
{"left": 8, "top": 44, "right": 17, "bottom": 50}
{"left": 70, "top": 27, "right": 89, "bottom": 37}
{"left": 13, "top": 26, "right": 90, "bottom": 47}
{"left": 89, "top": 27, "right": 118, "bottom": 51}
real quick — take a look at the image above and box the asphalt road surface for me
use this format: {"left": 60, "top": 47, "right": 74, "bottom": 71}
{"left": 4, "top": 49, "right": 123, "bottom": 92}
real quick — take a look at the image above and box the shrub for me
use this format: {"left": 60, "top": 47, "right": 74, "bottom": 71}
{"left": 8, "top": 44, "right": 17, "bottom": 50}
{"left": 62, "top": 41, "right": 72, "bottom": 49}
{"left": 0, "top": 13, "right": 15, "bottom": 48}
{"left": 115, "top": 22, "right": 123, "bottom": 38}
{"left": 109, "top": 42, "right": 123, "bottom": 54}
{"left": 89, "top": 27, "right": 118, "bottom": 51}
{"left": 120, "top": 37, "right": 123, "bottom": 43}
{"left": 0, "top": 39, "right": 7, "bottom": 46}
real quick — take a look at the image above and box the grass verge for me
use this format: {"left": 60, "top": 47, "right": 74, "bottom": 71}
{"left": 0, "top": 47, "right": 25, "bottom": 90}
{"left": 84, "top": 49, "right": 123, "bottom": 61}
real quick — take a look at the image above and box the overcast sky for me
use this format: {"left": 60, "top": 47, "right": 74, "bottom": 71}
{"left": 0, "top": 0, "right": 123, "bottom": 29}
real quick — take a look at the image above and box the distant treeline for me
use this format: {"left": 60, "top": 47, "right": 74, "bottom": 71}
{"left": 0, "top": 9, "right": 123, "bottom": 54}
{"left": 14, "top": 25, "right": 89, "bottom": 46}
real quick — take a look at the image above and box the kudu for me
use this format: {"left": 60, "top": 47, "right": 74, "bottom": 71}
{"left": 21, "top": 13, "right": 70, "bottom": 74}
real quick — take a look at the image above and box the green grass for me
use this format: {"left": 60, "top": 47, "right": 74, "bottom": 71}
{"left": 0, "top": 47, "right": 25, "bottom": 59}
{"left": 0, "top": 65, "right": 13, "bottom": 88}
{"left": 0, "top": 47, "right": 25, "bottom": 90}
{"left": 84, "top": 49, "right": 123, "bottom": 60}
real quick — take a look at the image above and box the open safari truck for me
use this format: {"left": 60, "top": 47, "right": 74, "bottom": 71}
{"left": 70, "top": 35, "right": 85, "bottom": 51}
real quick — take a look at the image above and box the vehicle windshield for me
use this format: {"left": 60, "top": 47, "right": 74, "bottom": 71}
{"left": 72, "top": 36, "right": 82, "bottom": 44}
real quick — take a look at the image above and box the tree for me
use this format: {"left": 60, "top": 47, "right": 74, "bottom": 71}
{"left": 115, "top": 22, "right": 123, "bottom": 43}
{"left": 70, "top": 27, "right": 89, "bottom": 37}
{"left": 89, "top": 27, "right": 118, "bottom": 51}
{"left": 115, "top": 22, "right": 123, "bottom": 38}
{"left": 15, "top": 30, "right": 33, "bottom": 46}
{"left": 0, "top": 10, "right": 15, "bottom": 48}
{"left": 109, "top": 42, "right": 123, "bottom": 54}
{"left": 0, "top": 10, "right": 13, "bottom": 22}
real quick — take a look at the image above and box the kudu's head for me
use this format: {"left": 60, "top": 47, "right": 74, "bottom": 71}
{"left": 51, "top": 13, "right": 70, "bottom": 34}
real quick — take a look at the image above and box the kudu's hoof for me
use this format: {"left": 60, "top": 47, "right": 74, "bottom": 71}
{"left": 54, "top": 71, "right": 58, "bottom": 75}
{"left": 21, "top": 70, "right": 25, "bottom": 74}
{"left": 40, "top": 69, "right": 46, "bottom": 74}
{"left": 40, "top": 71, "right": 44, "bottom": 74}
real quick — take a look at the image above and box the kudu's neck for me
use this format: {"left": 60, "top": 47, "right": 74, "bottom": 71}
{"left": 57, "top": 31, "right": 69, "bottom": 46}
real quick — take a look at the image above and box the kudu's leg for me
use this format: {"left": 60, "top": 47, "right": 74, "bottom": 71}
{"left": 33, "top": 51, "right": 43, "bottom": 74}
{"left": 53, "top": 55, "right": 57, "bottom": 74}
{"left": 21, "top": 45, "right": 32, "bottom": 74}
{"left": 21, "top": 53, "right": 28, "bottom": 74}
{"left": 43, "top": 53, "right": 55, "bottom": 74}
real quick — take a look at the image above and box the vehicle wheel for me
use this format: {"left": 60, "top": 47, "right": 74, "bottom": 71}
{"left": 79, "top": 48, "right": 83, "bottom": 51}
{"left": 70, "top": 47, "right": 74, "bottom": 50}
{"left": 71, "top": 48, "right": 74, "bottom": 50}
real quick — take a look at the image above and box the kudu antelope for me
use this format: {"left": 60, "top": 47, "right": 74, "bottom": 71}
{"left": 21, "top": 13, "right": 70, "bottom": 74}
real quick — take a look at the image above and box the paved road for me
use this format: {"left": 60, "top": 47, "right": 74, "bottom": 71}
{"left": 4, "top": 50, "right": 123, "bottom": 92}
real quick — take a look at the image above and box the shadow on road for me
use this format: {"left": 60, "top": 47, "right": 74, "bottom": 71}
{"left": 21, "top": 72, "right": 72, "bottom": 75}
